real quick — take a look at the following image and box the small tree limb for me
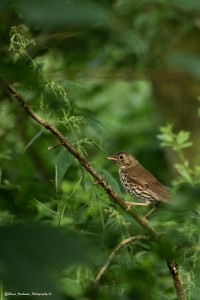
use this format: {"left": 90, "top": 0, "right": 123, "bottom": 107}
{"left": 167, "top": 260, "right": 186, "bottom": 300}
{"left": 96, "top": 235, "right": 151, "bottom": 283}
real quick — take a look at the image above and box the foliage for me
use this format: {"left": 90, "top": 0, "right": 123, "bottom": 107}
{"left": 157, "top": 124, "right": 200, "bottom": 185}
{"left": 1, "top": 1, "right": 200, "bottom": 300}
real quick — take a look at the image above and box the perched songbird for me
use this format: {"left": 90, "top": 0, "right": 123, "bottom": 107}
{"left": 106, "top": 151, "right": 170, "bottom": 216}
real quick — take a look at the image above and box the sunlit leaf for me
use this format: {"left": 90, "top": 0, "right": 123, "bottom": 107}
{"left": 175, "top": 163, "right": 193, "bottom": 184}
{"left": 157, "top": 133, "right": 174, "bottom": 143}
{"left": 176, "top": 131, "right": 190, "bottom": 145}
{"left": 179, "top": 142, "right": 193, "bottom": 149}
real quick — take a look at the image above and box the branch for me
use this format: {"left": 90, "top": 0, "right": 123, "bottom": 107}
{"left": 4, "top": 80, "right": 185, "bottom": 300}
{"left": 6, "top": 81, "right": 158, "bottom": 236}
{"left": 96, "top": 235, "right": 151, "bottom": 283}
{"left": 167, "top": 260, "right": 186, "bottom": 300}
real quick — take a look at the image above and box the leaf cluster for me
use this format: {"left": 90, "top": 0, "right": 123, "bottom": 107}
{"left": 158, "top": 124, "right": 200, "bottom": 185}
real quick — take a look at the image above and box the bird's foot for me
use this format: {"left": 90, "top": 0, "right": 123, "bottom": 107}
{"left": 125, "top": 202, "right": 131, "bottom": 211}
{"left": 145, "top": 204, "right": 159, "bottom": 218}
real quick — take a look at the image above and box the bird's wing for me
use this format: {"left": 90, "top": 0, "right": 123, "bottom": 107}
{"left": 127, "top": 164, "right": 170, "bottom": 201}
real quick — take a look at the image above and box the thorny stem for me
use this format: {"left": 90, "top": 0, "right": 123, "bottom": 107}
{"left": 4, "top": 80, "right": 186, "bottom": 300}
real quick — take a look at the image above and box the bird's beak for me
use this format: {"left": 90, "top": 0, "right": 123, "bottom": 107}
{"left": 106, "top": 156, "right": 117, "bottom": 161}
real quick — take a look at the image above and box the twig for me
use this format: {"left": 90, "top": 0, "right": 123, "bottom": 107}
{"left": 4, "top": 81, "right": 186, "bottom": 300}
{"left": 96, "top": 235, "right": 151, "bottom": 283}
{"left": 48, "top": 142, "right": 65, "bottom": 150}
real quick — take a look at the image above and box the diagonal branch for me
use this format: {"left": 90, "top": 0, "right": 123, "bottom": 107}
{"left": 96, "top": 235, "right": 151, "bottom": 283}
{"left": 6, "top": 81, "right": 157, "bottom": 236}
{"left": 4, "top": 80, "right": 185, "bottom": 300}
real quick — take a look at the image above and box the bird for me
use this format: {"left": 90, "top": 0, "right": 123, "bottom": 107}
{"left": 106, "top": 151, "right": 171, "bottom": 217}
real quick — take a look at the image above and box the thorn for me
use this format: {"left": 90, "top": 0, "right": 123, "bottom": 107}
{"left": 48, "top": 142, "right": 64, "bottom": 150}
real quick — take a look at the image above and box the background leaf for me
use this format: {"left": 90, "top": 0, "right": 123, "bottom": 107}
{"left": 11, "top": 0, "right": 113, "bottom": 29}
{"left": 98, "top": 169, "right": 122, "bottom": 196}
{"left": 55, "top": 148, "right": 74, "bottom": 192}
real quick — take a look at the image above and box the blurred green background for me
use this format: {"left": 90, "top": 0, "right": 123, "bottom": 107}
{"left": 1, "top": 0, "right": 200, "bottom": 299}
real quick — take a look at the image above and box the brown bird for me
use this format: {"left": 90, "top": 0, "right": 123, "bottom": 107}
{"left": 106, "top": 151, "right": 171, "bottom": 217}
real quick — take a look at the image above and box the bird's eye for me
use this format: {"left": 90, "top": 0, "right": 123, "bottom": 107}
{"left": 119, "top": 155, "right": 124, "bottom": 160}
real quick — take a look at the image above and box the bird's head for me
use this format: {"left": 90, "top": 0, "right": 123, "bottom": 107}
{"left": 106, "top": 152, "right": 137, "bottom": 167}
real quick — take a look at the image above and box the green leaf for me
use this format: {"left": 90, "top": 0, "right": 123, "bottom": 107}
{"left": 175, "top": 163, "right": 193, "bottom": 184}
{"left": 157, "top": 124, "right": 175, "bottom": 147}
{"left": 99, "top": 169, "right": 122, "bottom": 196}
{"left": 159, "top": 123, "right": 174, "bottom": 135}
{"left": 176, "top": 130, "right": 190, "bottom": 145}
{"left": 179, "top": 142, "right": 193, "bottom": 149}
{"left": 55, "top": 149, "right": 74, "bottom": 192}
{"left": 160, "top": 142, "right": 173, "bottom": 148}
{"left": 157, "top": 133, "right": 174, "bottom": 143}
{"left": 23, "top": 129, "right": 45, "bottom": 154}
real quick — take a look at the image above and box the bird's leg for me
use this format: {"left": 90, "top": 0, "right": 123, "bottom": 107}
{"left": 145, "top": 206, "right": 157, "bottom": 218}
{"left": 125, "top": 201, "right": 150, "bottom": 211}
{"left": 145, "top": 202, "right": 159, "bottom": 218}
